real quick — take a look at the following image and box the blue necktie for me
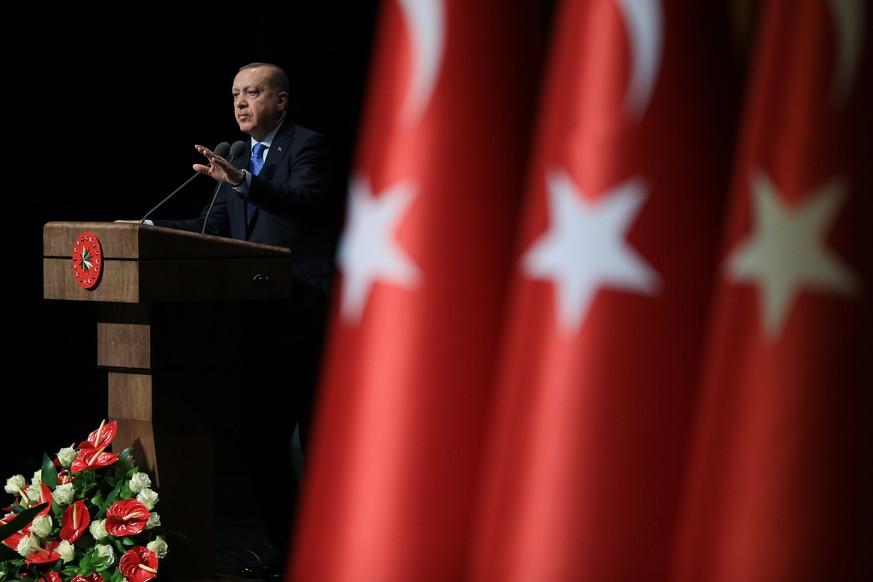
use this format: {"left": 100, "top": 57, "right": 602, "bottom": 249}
{"left": 250, "top": 142, "right": 266, "bottom": 175}
{"left": 247, "top": 143, "right": 266, "bottom": 220}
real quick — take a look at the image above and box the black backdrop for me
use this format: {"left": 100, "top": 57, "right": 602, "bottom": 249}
{"left": 4, "top": 7, "right": 379, "bottom": 479}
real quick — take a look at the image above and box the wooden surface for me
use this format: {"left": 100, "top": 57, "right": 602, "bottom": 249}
{"left": 43, "top": 221, "right": 293, "bottom": 259}
{"left": 43, "top": 221, "right": 293, "bottom": 303}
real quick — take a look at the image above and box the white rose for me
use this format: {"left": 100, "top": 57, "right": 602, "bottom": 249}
{"left": 24, "top": 483, "right": 41, "bottom": 505}
{"left": 53, "top": 483, "right": 75, "bottom": 505}
{"left": 146, "top": 512, "right": 162, "bottom": 529}
{"left": 89, "top": 519, "right": 108, "bottom": 541}
{"left": 95, "top": 543, "right": 116, "bottom": 566}
{"left": 4, "top": 475, "right": 25, "bottom": 495}
{"left": 137, "top": 488, "right": 159, "bottom": 510}
{"left": 57, "top": 447, "right": 77, "bottom": 468}
{"left": 146, "top": 535, "right": 169, "bottom": 559}
{"left": 16, "top": 534, "right": 35, "bottom": 557}
{"left": 30, "top": 515, "right": 53, "bottom": 538}
{"left": 57, "top": 540, "right": 75, "bottom": 563}
{"left": 129, "top": 472, "right": 152, "bottom": 495}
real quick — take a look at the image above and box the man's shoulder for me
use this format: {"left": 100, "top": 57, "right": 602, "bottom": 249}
{"left": 281, "top": 122, "right": 332, "bottom": 154}
{"left": 288, "top": 122, "right": 328, "bottom": 141}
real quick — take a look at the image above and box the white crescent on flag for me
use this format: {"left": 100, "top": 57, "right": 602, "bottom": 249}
{"left": 827, "top": 0, "right": 864, "bottom": 108}
{"left": 399, "top": 0, "right": 445, "bottom": 120}
{"left": 616, "top": 0, "right": 663, "bottom": 118}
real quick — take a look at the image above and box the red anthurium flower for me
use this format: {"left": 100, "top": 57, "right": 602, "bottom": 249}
{"left": 25, "top": 539, "right": 61, "bottom": 565}
{"left": 105, "top": 499, "right": 149, "bottom": 537}
{"left": 76, "top": 420, "right": 117, "bottom": 451}
{"left": 71, "top": 574, "right": 104, "bottom": 582}
{"left": 40, "top": 572, "right": 63, "bottom": 582}
{"left": 60, "top": 499, "right": 91, "bottom": 542}
{"left": 119, "top": 546, "right": 159, "bottom": 582}
{"left": 4, "top": 486, "right": 50, "bottom": 547}
{"left": 18, "top": 483, "right": 53, "bottom": 516}
{"left": 35, "top": 484, "right": 53, "bottom": 517}
{"left": 71, "top": 447, "right": 118, "bottom": 473}
{"left": 2, "top": 530, "right": 25, "bottom": 551}
{"left": 57, "top": 469, "right": 72, "bottom": 485}
{"left": 2, "top": 511, "right": 29, "bottom": 550}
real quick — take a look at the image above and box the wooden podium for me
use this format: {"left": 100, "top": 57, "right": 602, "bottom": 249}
{"left": 43, "top": 221, "right": 294, "bottom": 581}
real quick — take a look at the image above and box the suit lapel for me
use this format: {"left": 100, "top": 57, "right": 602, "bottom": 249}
{"left": 261, "top": 121, "right": 296, "bottom": 179}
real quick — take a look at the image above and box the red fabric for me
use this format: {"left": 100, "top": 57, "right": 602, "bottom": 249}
{"left": 468, "top": 1, "right": 740, "bottom": 579}
{"left": 289, "top": 1, "right": 546, "bottom": 580}
{"left": 672, "top": 1, "right": 873, "bottom": 580}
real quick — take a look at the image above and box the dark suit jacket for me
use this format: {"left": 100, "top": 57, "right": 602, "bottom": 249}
{"left": 154, "top": 121, "right": 342, "bottom": 285}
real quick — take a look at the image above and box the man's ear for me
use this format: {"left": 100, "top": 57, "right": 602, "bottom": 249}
{"left": 277, "top": 91, "right": 289, "bottom": 111}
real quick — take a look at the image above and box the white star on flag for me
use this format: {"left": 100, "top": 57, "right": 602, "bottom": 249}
{"left": 522, "top": 168, "right": 660, "bottom": 334}
{"left": 337, "top": 175, "right": 422, "bottom": 321}
{"left": 726, "top": 170, "right": 860, "bottom": 339}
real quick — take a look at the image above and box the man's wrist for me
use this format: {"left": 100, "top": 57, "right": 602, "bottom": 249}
{"left": 232, "top": 170, "right": 247, "bottom": 187}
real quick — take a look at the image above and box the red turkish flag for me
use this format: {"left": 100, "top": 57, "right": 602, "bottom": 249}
{"left": 468, "top": 1, "right": 741, "bottom": 580}
{"left": 672, "top": 1, "right": 873, "bottom": 580}
{"left": 289, "top": 1, "right": 546, "bottom": 580}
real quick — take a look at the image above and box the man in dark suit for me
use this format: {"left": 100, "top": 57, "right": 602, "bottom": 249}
{"left": 150, "top": 62, "right": 342, "bottom": 577}
{"left": 160, "top": 62, "right": 340, "bottom": 289}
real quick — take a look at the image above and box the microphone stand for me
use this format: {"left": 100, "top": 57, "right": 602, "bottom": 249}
{"left": 141, "top": 174, "right": 201, "bottom": 223}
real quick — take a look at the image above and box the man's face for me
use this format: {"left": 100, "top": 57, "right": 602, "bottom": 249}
{"left": 232, "top": 67, "right": 284, "bottom": 140}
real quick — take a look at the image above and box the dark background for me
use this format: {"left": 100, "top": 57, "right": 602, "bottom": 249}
{"left": 4, "top": 7, "right": 381, "bottom": 480}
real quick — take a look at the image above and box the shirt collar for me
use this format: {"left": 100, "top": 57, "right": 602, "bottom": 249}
{"left": 251, "top": 118, "right": 284, "bottom": 151}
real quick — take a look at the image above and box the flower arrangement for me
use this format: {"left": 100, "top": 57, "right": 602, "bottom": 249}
{"left": 0, "top": 420, "right": 170, "bottom": 581}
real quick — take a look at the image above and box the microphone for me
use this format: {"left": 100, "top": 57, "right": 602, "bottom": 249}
{"left": 202, "top": 140, "right": 248, "bottom": 234}
{"left": 140, "top": 141, "right": 232, "bottom": 223}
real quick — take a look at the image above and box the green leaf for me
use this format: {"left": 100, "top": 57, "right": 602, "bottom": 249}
{"left": 76, "top": 563, "right": 92, "bottom": 576}
{"left": 0, "top": 503, "right": 48, "bottom": 563}
{"left": 41, "top": 453, "right": 60, "bottom": 489}
{"left": 109, "top": 537, "right": 126, "bottom": 554}
{"left": 0, "top": 503, "right": 48, "bottom": 539}
{"left": 102, "top": 479, "right": 124, "bottom": 513}
{"left": 0, "top": 543, "right": 20, "bottom": 561}
{"left": 90, "top": 554, "right": 109, "bottom": 569}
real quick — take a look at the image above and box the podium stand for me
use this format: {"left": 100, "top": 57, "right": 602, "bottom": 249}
{"left": 43, "top": 221, "right": 294, "bottom": 581}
